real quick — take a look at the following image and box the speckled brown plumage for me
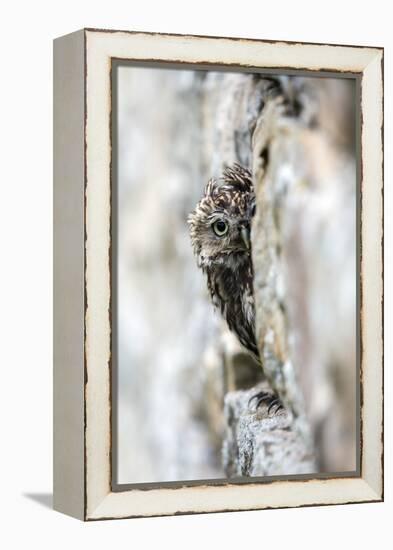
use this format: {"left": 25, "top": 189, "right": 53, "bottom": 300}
{"left": 188, "top": 163, "right": 259, "bottom": 362}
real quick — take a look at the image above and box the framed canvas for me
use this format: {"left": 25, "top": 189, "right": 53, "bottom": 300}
{"left": 53, "top": 28, "right": 384, "bottom": 521}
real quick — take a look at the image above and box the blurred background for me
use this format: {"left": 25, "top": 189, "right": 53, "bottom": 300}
{"left": 114, "top": 65, "right": 357, "bottom": 484}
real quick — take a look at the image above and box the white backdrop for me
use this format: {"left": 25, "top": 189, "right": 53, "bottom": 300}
{"left": 1, "top": 1, "right": 391, "bottom": 548}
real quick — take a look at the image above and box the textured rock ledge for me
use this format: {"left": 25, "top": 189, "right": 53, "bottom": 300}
{"left": 223, "top": 383, "right": 316, "bottom": 477}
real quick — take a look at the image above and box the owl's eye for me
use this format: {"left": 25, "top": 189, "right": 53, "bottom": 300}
{"left": 212, "top": 219, "right": 229, "bottom": 237}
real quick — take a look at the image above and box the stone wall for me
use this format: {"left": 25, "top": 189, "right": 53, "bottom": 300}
{"left": 219, "top": 76, "right": 356, "bottom": 475}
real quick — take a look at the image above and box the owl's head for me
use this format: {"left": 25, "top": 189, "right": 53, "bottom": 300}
{"left": 188, "top": 163, "right": 256, "bottom": 269}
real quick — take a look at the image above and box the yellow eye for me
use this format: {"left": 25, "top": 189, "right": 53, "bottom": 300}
{"left": 212, "top": 219, "right": 229, "bottom": 237}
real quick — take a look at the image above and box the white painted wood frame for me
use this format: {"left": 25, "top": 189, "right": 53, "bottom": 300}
{"left": 53, "top": 28, "right": 383, "bottom": 521}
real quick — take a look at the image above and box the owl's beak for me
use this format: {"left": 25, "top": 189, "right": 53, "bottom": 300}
{"left": 240, "top": 226, "right": 251, "bottom": 250}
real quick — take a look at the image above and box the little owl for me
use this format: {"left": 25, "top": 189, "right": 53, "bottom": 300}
{"left": 188, "top": 163, "right": 282, "bottom": 414}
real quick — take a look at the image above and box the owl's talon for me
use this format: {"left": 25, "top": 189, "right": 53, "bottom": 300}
{"left": 248, "top": 391, "right": 270, "bottom": 409}
{"left": 249, "top": 391, "right": 284, "bottom": 416}
{"left": 267, "top": 398, "right": 281, "bottom": 415}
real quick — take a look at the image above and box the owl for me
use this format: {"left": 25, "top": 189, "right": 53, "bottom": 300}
{"left": 188, "top": 163, "right": 282, "bottom": 414}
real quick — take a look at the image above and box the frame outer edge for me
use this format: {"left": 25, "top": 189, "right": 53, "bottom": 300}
{"left": 360, "top": 50, "right": 384, "bottom": 499}
{"left": 53, "top": 29, "right": 86, "bottom": 521}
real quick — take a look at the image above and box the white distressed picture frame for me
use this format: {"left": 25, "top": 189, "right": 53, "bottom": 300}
{"left": 53, "top": 28, "right": 383, "bottom": 521}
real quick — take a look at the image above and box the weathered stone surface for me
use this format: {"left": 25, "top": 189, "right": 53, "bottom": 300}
{"left": 223, "top": 384, "right": 316, "bottom": 477}
{"left": 222, "top": 77, "right": 356, "bottom": 476}
{"left": 247, "top": 77, "right": 355, "bottom": 473}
